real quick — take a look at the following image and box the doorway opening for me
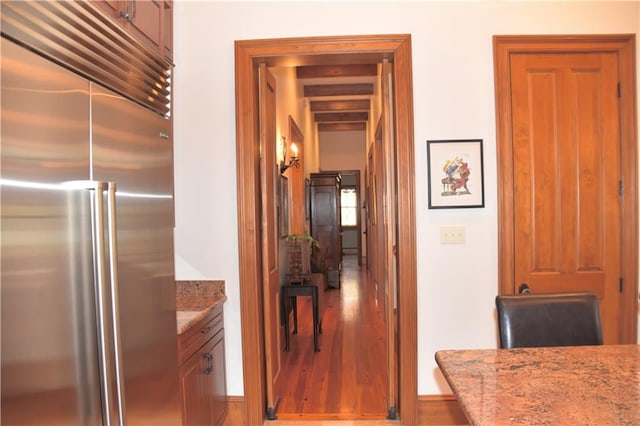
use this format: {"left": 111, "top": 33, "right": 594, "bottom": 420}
{"left": 339, "top": 170, "right": 362, "bottom": 265}
{"left": 234, "top": 34, "right": 418, "bottom": 425}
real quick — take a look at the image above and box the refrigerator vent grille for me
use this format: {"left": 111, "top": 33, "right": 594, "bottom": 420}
{"left": 1, "top": 0, "right": 171, "bottom": 117}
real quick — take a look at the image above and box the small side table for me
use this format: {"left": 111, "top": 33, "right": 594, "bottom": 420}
{"left": 282, "top": 276, "right": 321, "bottom": 352}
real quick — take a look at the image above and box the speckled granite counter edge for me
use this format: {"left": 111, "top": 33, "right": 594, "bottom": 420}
{"left": 176, "top": 280, "right": 225, "bottom": 297}
{"left": 176, "top": 295, "right": 226, "bottom": 334}
{"left": 176, "top": 280, "right": 226, "bottom": 334}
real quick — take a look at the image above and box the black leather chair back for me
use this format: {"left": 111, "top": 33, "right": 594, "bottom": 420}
{"left": 495, "top": 292, "right": 603, "bottom": 349}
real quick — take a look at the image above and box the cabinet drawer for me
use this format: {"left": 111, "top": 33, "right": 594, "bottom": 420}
{"left": 178, "top": 303, "right": 224, "bottom": 365}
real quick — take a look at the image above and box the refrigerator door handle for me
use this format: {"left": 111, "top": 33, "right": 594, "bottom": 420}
{"left": 68, "top": 180, "right": 125, "bottom": 426}
{"left": 106, "top": 182, "right": 127, "bottom": 426}
{"left": 84, "top": 180, "right": 117, "bottom": 426}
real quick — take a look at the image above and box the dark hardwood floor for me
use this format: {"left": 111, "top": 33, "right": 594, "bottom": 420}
{"left": 276, "top": 255, "right": 389, "bottom": 421}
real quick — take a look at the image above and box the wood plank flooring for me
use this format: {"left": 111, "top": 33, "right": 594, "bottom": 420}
{"left": 275, "top": 255, "right": 389, "bottom": 421}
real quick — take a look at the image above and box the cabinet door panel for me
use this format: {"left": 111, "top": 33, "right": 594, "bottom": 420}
{"left": 95, "top": 0, "right": 123, "bottom": 18}
{"left": 129, "top": 0, "right": 162, "bottom": 52}
{"left": 179, "top": 350, "right": 210, "bottom": 426}
{"left": 210, "top": 333, "right": 227, "bottom": 425}
{"left": 94, "top": 0, "right": 164, "bottom": 57}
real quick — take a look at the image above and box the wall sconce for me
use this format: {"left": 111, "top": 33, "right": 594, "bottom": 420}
{"left": 280, "top": 136, "right": 300, "bottom": 174}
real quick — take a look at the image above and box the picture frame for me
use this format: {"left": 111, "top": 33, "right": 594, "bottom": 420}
{"left": 280, "top": 175, "right": 289, "bottom": 237}
{"left": 427, "top": 139, "right": 485, "bottom": 209}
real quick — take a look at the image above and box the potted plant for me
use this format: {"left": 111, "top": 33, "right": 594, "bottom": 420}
{"left": 285, "top": 234, "right": 316, "bottom": 279}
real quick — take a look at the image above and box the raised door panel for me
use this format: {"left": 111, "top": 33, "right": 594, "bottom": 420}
{"left": 94, "top": 0, "right": 164, "bottom": 58}
{"left": 179, "top": 349, "right": 210, "bottom": 426}
{"left": 209, "top": 332, "right": 227, "bottom": 425}
{"left": 128, "top": 0, "right": 163, "bottom": 53}
{"left": 94, "top": 0, "right": 123, "bottom": 18}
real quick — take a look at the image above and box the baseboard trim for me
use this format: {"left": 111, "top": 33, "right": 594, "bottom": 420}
{"left": 224, "top": 395, "right": 245, "bottom": 425}
{"left": 417, "top": 394, "right": 468, "bottom": 425}
{"left": 223, "top": 394, "right": 467, "bottom": 425}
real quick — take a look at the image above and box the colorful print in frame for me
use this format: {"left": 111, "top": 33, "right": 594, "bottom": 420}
{"left": 427, "top": 139, "right": 485, "bottom": 209}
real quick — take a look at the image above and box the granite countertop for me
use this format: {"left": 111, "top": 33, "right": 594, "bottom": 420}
{"left": 435, "top": 344, "right": 640, "bottom": 425}
{"left": 176, "top": 295, "right": 226, "bottom": 334}
{"left": 175, "top": 280, "right": 226, "bottom": 335}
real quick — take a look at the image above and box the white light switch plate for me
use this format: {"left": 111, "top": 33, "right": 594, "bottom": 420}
{"left": 440, "top": 226, "right": 465, "bottom": 244}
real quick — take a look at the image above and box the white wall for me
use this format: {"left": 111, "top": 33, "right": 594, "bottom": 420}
{"left": 173, "top": 1, "right": 639, "bottom": 396}
{"left": 319, "top": 130, "right": 366, "bottom": 172}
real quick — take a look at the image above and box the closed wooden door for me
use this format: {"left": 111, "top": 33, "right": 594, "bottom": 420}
{"left": 380, "top": 59, "right": 397, "bottom": 415}
{"left": 510, "top": 51, "right": 622, "bottom": 343}
{"left": 259, "top": 64, "right": 283, "bottom": 416}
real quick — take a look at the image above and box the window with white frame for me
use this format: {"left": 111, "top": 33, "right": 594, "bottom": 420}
{"left": 340, "top": 187, "right": 357, "bottom": 227}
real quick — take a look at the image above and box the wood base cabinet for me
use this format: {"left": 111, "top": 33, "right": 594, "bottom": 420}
{"left": 178, "top": 304, "right": 227, "bottom": 425}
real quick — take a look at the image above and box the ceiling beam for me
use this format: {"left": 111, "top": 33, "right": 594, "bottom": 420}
{"left": 297, "top": 64, "right": 378, "bottom": 79}
{"left": 318, "top": 122, "right": 367, "bottom": 132}
{"left": 315, "top": 112, "right": 369, "bottom": 122}
{"left": 310, "top": 99, "right": 370, "bottom": 112}
{"left": 304, "top": 83, "right": 373, "bottom": 97}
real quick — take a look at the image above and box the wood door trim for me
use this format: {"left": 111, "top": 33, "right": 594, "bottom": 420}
{"left": 493, "top": 34, "right": 638, "bottom": 343}
{"left": 235, "top": 34, "right": 417, "bottom": 425}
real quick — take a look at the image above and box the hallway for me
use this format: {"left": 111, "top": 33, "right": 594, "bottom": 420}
{"left": 276, "top": 255, "right": 389, "bottom": 421}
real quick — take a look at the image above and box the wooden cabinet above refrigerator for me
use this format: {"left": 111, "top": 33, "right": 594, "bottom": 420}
{"left": 94, "top": 0, "right": 173, "bottom": 62}
{"left": 1, "top": 0, "right": 172, "bottom": 116}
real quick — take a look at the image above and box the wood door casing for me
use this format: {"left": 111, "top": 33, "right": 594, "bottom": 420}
{"left": 235, "top": 35, "right": 417, "bottom": 425}
{"left": 494, "top": 35, "right": 638, "bottom": 344}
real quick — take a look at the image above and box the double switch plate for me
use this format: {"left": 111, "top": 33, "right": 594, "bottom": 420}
{"left": 440, "top": 226, "right": 466, "bottom": 244}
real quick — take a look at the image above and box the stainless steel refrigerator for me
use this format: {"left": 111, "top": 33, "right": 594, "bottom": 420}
{"left": 1, "top": 37, "right": 181, "bottom": 425}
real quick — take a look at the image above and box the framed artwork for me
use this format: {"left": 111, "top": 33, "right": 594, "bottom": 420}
{"left": 427, "top": 139, "right": 485, "bottom": 209}
{"left": 280, "top": 175, "right": 289, "bottom": 237}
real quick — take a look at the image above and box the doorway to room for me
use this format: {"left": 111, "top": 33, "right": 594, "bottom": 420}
{"left": 235, "top": 34, "right": 418, "bottom": 425}
{"left": 338, "top": 170, "right": 362, "bottom": 265}
{"left": 266, "top": 61, "right": 393, "bottom": 420}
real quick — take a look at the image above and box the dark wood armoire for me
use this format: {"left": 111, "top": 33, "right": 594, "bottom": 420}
{"left": 309, "top": 172, "right": 342, "bottom": 288}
